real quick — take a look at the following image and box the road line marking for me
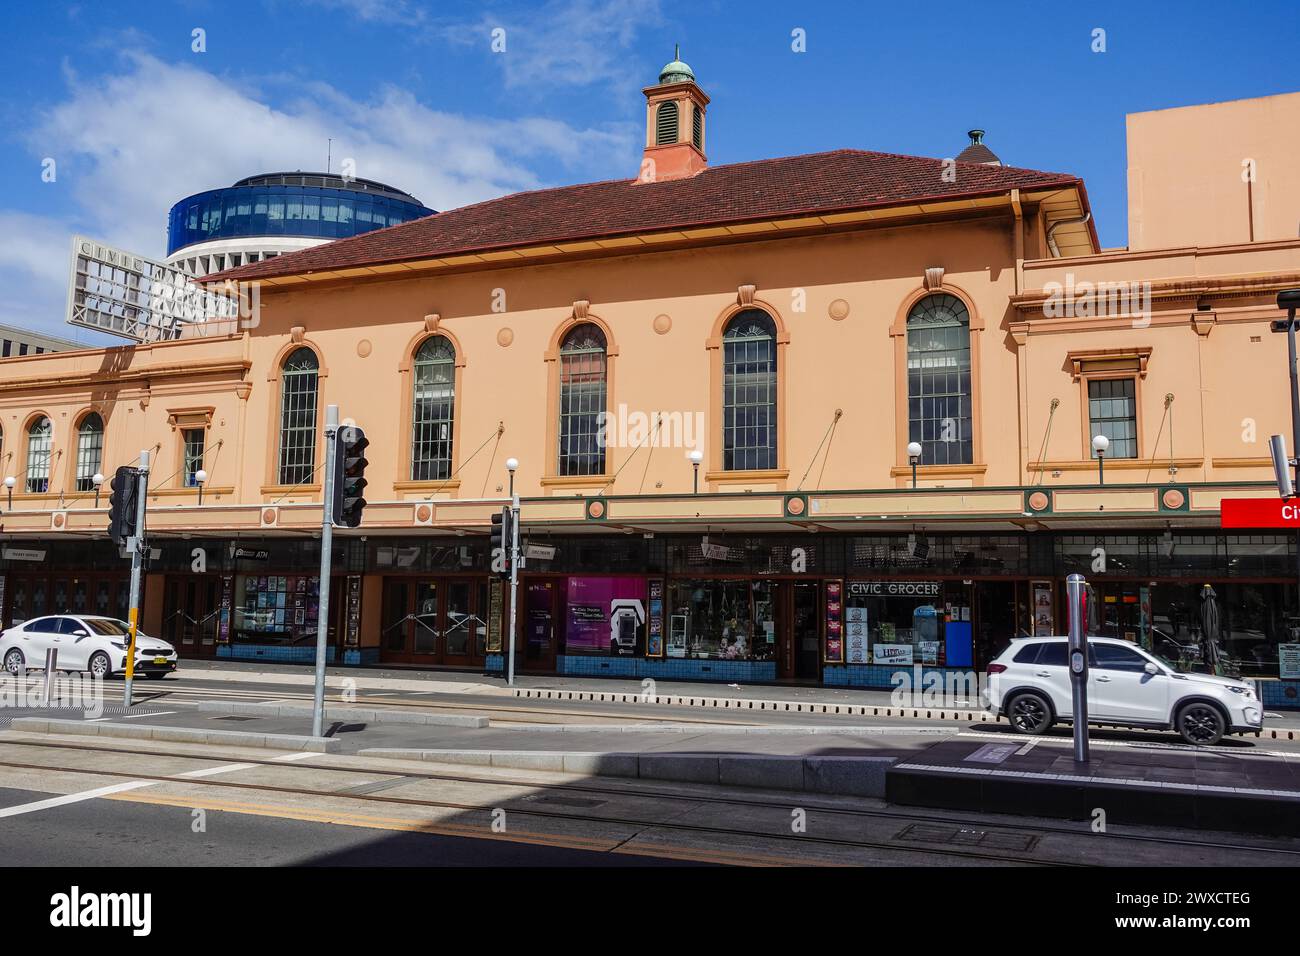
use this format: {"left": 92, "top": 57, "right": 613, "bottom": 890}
{"left": 0, "top": 781, "right": 156, "bottom": 818}
{"left": 88, "top": 711, "right": 178, "bottom": 722}
{"left": 1015, "top": 739, "right": 1040, "bottom": 755}
{"left": 272, "top": 752, "right": 317, "bottom": 762}
{"left": 177, "top": 763, "right": 258, "bottom": 778}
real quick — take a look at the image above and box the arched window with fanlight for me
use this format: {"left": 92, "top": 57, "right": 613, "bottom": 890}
{"left": 277, "top": 347, "right": 319, "bottom": 486}
{"left": 655, "top": 101, "right": 679, "bottom": 146}
{"left": 75, "top": 412, "right": 104, "bottom": 492}
{"left": 557, "top": 324, "right": 607, "bottom": 476}
{"left": 906, "top": 293, "right": 972, "bottom": 466}
{"left": 722, "top": 310, "right": 778, "bottom": 471}
{"left": 25, "top": 416, "right": 52, "bottom": 493}
{"left": 411, "top": 336, "right": 456, "bottom": 481}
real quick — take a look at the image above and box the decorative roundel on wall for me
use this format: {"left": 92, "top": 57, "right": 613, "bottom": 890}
{"left": 1162, "top": 488, "right": 1186, "bottom": 510}
{"left": 497, "top": 327, "right": 514, "bottom": 347}
{"left": 828, "top": 299, "right": 850, "bottom": 321}
{"left": 653, "top": 313, "right": 672, "bottom": 334}
{"left": 52, "top": 513, "right": 65, "bottom": 529}
{"left": 586, "top": 499, "right": 605, "bottom": 519}
{"left": 262, "top": 508, "right": 278, "bottom": 525}
{"left": 785, "top": 496, "right": 806, "bottom": 516}
{"left": 414, "top": 503, "right": 433, "bottom": 523}
{"left": 356, "top": 339, "right": 373, "bottom": 358}
{"left": 1027, "top": 491, "right": 1051, "bottom": 512}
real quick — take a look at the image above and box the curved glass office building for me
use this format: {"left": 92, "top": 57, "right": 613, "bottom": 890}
{"left": 166, "top": 172, "right": 435, "bottom": 276}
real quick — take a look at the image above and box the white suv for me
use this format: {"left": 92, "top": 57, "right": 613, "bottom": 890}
{"left": 986, "top": 636, "right": 1262, "bottom": 745}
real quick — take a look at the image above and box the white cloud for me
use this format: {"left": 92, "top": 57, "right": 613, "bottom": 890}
{"left": 2, "top": 50, "right": 638, "bottom": 337}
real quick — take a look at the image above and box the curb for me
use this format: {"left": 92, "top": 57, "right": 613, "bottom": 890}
{"left": 511, "top": 687, "right": 996, "bottom": 724}
{"left": 491, "top": 723, "right": 953, "bottom": 736}
{"left": 358, "top": 747, "right": 896, "bottom": 797}
{"left": 10, "top": 717, "right": 341, "bottom": 752}
{"left": 195, "top": 700, "right": 488, "bottom": 728}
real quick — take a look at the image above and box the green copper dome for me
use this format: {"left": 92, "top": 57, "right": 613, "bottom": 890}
{"left": 658, "top": 44, "right": 695, "bottom": 85}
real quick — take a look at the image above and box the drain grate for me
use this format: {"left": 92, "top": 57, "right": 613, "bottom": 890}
{"left": 211, "top": 715, "right": 260, "bottom": 722}
{"left": 894, "top": 822, "right": 1039, "bottom": 853}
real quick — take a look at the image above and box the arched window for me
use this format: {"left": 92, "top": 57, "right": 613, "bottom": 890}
{"left": 277, "top": 347, "right": 319, "bottom": 486}
{"left": 558, "top": 324, "right": 607, "bottom": 476}
{"left": 411, "top": 336, "right": 456, "bottom": 481}
{"left": 906, "top": 293, "right": 972, "bottom": 465}
{"left": 25, "top": 417, "right": 52, "bottom": 493}
{"left": 655, "top": 101, "right": 679, "bottom": 146}
{"left": 75, "top": 413, "right": 104, "bottom": 492}
{"left": 722, "top": 310, "right": 778, "bottom": 471}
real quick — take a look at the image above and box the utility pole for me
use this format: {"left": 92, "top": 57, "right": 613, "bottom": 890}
{"left": 312, "top": 405, "right": 339, "bottom": 738}
{"left": 122, "top": 449, "right": 150, "bottom": 709}
{"left": 506, "top": 457, "right": 519, "bottom": 686}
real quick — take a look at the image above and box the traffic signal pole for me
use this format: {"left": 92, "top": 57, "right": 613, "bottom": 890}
{"left": 312, "top": 405, "right": 339, "bottom": 738}
{"left": 122, "top": 449, "right": 150, "bottom": 709}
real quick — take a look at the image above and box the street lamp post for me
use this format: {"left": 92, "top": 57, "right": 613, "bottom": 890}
{"left": 1092, "top": 434, "right": 1110, "bottom": 485}
{"left": 505, "top": 457, "right": 519, "bottom": 687}
{"left": 4, "top": 476, "right": 14, "bottom": 510}
{"left": 1272, "top": 289, "right": 1300, "bottom": 623}
{"left": 195, "top": 469, "right": 208, "bottom": 506}
{"left": 689, "top": 448, "right": 703, "bottom": 493}
{"left": 906, "top": 441, "right": 922, "bottom": 489}
{"left": 92, "top": 472, "right": 104, "bottom": 507}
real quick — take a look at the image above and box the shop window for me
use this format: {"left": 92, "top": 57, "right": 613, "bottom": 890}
{"left": 844, "top": 580, "right": 966, "bottom": 666}
{"left": 722, "top": 310, "right": 778, "bottom": 471}
{"left": 277, "top": 347, "right": 319, "bottom": 485}
{"left": 557, "top": 324, "right": 607, "bottom": 476}
{"left": 561, "top": 577, "right": 648, "bottom": 656}
{"left": 25, "top": 416, "right": 52, "bottom": 493}
{"left": 232, "top": 573, "right": 320, "bottom": 645}
{"left": 906, "top": 293, "right": 972, "bottom": 465}
{"left": 1088, "top": 378, "right": 1137, "bottom": 459}
{"left": 666, "top": 579, "right": 775, "bottom": 662}
{"left": 411, "top": 336, "right": 456, "bottom": 481}
{"left": 74, "top": 413, "right": 104, "bottom": 492}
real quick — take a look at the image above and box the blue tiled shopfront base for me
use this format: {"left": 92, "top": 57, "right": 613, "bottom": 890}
{"left": 342, "top": 647, "right": 381, "bottom": 666}
{"left": 1260, "top": 679, "right": 1300, "bottom": 709}
{"left": 821, "top": 663, "right": 965, "bottom": 690}
{"left": 483, "top": 653, "right": 777, "bottom": 683}
{"left": 217, "top": 644, "right": 337, "bottom": 664}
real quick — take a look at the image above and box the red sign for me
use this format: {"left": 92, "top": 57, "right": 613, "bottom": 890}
{"left": 1220, "top": 498, "right": 1300, "bottom": 528}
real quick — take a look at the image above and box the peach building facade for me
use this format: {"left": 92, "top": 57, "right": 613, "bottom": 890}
{"left": 1, "top": 59, "right": 1298, "bottom": 696}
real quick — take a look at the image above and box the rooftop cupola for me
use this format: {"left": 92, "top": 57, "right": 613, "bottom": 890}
{"left": 956, "top": 128, "right": 1002, "bottom": 166}
{"left": 637, "top": 45, "right": 709, "bottom": 184}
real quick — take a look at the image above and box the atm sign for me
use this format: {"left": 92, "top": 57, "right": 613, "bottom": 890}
{"left": 1220, "top": 498, "right": 1300, "bottom": 528}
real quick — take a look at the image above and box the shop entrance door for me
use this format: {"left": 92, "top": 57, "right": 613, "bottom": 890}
{"left": 161, "top": 576, "right": 223, "bottom": 659}
{"left": 777, "top": 581, "right": 821, "bottom": 681}
{"left": 522, "top": 581, "right": 557, "bottom": 672}
{"left": 380, "top": 577, "right": 490, "bottom": 667}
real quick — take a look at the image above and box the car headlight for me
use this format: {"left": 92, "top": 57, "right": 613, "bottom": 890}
{"left": 110, "top": 640, "right": 127, "bottom": 650}
{"left": 1228, "top": 686, "right": 1251, "bottom": 696}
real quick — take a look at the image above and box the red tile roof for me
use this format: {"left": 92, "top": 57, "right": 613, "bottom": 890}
{"left": 207, "top": 148, "right": 1084, "bottom": 283}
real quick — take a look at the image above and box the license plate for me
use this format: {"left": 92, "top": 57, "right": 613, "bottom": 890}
{"left": 153, "top": 656, "right": 167, "bottom": 665}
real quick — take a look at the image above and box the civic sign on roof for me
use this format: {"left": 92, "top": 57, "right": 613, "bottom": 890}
{"left": 65, "top": 235, "right": 246, "bottom": 343}
{"left": 1220, "top": 497, "right": 1300, "bottom": 528}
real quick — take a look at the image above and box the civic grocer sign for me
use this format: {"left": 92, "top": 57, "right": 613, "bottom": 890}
{"left": 1220, "top": 498, "right": 1300, "bottom": 528}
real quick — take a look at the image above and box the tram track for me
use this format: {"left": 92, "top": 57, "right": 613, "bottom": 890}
{"left": 0, "top": 735, "right": 1292, "bottom": 865}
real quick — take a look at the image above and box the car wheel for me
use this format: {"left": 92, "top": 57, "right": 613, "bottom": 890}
{"left": 1006, "top": 692, "right": 1053, "bottom": 734}
{"left": 3, "top": 648, "right": 24, "bottom": 675}
{"left": 88, "top": 652, "right": 111, "bottom": 680}
{"left": 1176, "top": 702, "right": 1225, "bottom": 746}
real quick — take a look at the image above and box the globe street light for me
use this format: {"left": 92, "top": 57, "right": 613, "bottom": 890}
{"left": 4, "top": 475, "right": 14, "bottom": 510}
{"left": 906, "top": 441, "right": 923, "bottom": 489}
{"left": 92, "top": 472, "right": 105, "bottom": 507}
{"left": 689, "top": 448, "right": 703, "bottom": 494}
{"left": 1092, "top": 433, "right": 1110, "bottom": 485}
{"left": 195, "top": 468, "right": 208, "bottom": 505}
{"left": 505, "top": 457, "right": 518, "bottom": 499}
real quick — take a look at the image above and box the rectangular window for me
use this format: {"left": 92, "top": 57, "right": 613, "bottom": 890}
{"left": 1088, "top": 378, "right": 1137, "bottom": 459}
{"left": 183, "top": 428, "right": 205, "bottom": 486}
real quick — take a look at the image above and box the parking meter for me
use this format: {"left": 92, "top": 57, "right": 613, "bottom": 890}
{"left": 1066, "top": 573, "right": 1090, "bottom": 763}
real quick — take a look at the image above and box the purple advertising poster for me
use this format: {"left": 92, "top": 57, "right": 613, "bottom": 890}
{"left": 566, "top": 577, "right": 648, "bottom": 656}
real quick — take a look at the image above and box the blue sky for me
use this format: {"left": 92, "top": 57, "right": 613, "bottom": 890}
{"left": 1, "top": 0, "right": 1297, "bottom": 340}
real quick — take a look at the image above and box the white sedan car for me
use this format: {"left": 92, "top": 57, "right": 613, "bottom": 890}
{"left": 0, "top": 615, "right": 178, "bottom": 680}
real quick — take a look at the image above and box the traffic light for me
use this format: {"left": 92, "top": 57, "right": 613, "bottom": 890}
{"left": 107, "top": 465, "right": 139, "bottom": 547}
{"left": 331, "top": 426, "right": 369, "bottom": 528}
{"left": 489, "top": 506, "right": 514, "bottom": 578}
